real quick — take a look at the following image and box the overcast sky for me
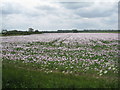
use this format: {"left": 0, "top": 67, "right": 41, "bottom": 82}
{"left": 1, "top": 0, "right": 119, "bottom": 31}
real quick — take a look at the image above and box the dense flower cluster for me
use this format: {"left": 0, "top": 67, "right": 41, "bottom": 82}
{"left": 1, "top": 33, "right": 119, "bottom": 76}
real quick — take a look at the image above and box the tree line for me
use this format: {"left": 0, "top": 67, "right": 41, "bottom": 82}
{"left": 1, "top": 28, "right": 42, "bottom": 36}
{"left": 1, "top": 28, "right": 119, "bottom": 36}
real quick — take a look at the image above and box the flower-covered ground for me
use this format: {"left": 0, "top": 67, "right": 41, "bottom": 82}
{"left": 1, "top": 33, "right": 119, "bottom": 88}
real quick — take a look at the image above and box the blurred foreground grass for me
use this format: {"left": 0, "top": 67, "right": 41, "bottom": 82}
{"left": 2, "top": 60, "right": 118, "bottom": 88}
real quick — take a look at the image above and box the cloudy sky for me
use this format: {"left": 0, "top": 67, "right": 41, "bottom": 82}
{"left": 1, "top": 0, "right": 119, "bottom": 31}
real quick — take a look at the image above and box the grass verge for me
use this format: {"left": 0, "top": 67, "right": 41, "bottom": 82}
{"left": 2, "top": 60, "right": 119, "bottom": 88}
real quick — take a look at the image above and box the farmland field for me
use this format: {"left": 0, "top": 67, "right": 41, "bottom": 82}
{"left": 1, "top": 33, "right": 119, "bottom": 88}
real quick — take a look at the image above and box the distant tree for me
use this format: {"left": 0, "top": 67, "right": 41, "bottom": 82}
{"left": 12, "top": 30, "right": 18, "bottom": 32}
{"left": 2, "top": 29, "right": 7, "bottom": 33}
{"left": 72, "top": 29, "right": 78, "bottom": 33}
{"left": 35, "top": 30, "right": 39, "bottom": 32}
{"left": 57, "top": 30, "right": 62, "bottom": 32}
{"left": 28, "top": 28, "right": 34, "bottom": 32}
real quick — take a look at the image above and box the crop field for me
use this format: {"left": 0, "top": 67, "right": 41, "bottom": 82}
{"left": 1, "top": 33, "right": 119, "bottom": 88}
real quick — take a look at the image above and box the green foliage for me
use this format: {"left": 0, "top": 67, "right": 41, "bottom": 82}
{"left": 2, "top": 60, "right": 118, "bottom": 88}
{"left": 1, "top": 30, "right": 42, "bottom": 36}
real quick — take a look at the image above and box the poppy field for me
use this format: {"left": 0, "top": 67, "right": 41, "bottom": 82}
{"left": 1, "top": 33, "right": 119, "bottom": 88}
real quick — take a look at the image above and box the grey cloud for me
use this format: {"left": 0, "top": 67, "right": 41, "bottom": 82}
{"left": 1, "top": 2, "right": 45, "bottom": 18}
{"left": 2, "top": 2, "right": 22, "bottom": 15}
{"left": 75, "top": 4, "right": 117, "bottom": 18}
{"left": 59, "top": 2, "right": 117, "bottom": 18}
{"left": 23, "top": 10, "right": 46, "bottom": 17}
{"left": 76, "top": 9, "right": 111, "bottom": 18}
{"left": 59, "top": 2, "right": 93, "bottom": 9}
{"left": 36, "top": 5, "right": 57, "bottom": 11}
{"left": 102, "top": 13, "right": 117, "bottom": 25}
{"left": 70, "top": 20, "right": 100, "bottom": 29}
{"left": 34, "top": 4, "right": 60, "bottom": 16}
{"left": 1, "top": 1, "right": 117, "bottom": 30}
